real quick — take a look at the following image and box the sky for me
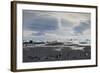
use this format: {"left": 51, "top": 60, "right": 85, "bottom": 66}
{"left": 22, "top": 10, "right": 91, "bottom": 42}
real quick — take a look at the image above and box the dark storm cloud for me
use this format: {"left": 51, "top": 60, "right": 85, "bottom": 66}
{"left": 23, "top": 10, "right": 58, "bottom": 32}
{"left": 74, "top": 20, "right": 90, "bottom": 33}
{"left": 28, "top": 16, "right": 58, "bottom": 31}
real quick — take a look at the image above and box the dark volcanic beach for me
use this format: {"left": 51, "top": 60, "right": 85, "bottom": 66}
{"left": 23, "top": 45, "right": 91, "bottom": 62}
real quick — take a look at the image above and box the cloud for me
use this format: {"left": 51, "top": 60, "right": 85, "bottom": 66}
{"left": 23, "top": 11, "right": 58, "bottom": 31}
{"left": 23, "top": 10, "right": 91, "bottom": 41}
{"left": 28, "top": 16, "right": 58, "bottom": 31}
{"left": 61, "top": 18, "right": 73, "bottom": 27}
{"left": 73, "top": 20, "right": 90, "bottom": 34}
